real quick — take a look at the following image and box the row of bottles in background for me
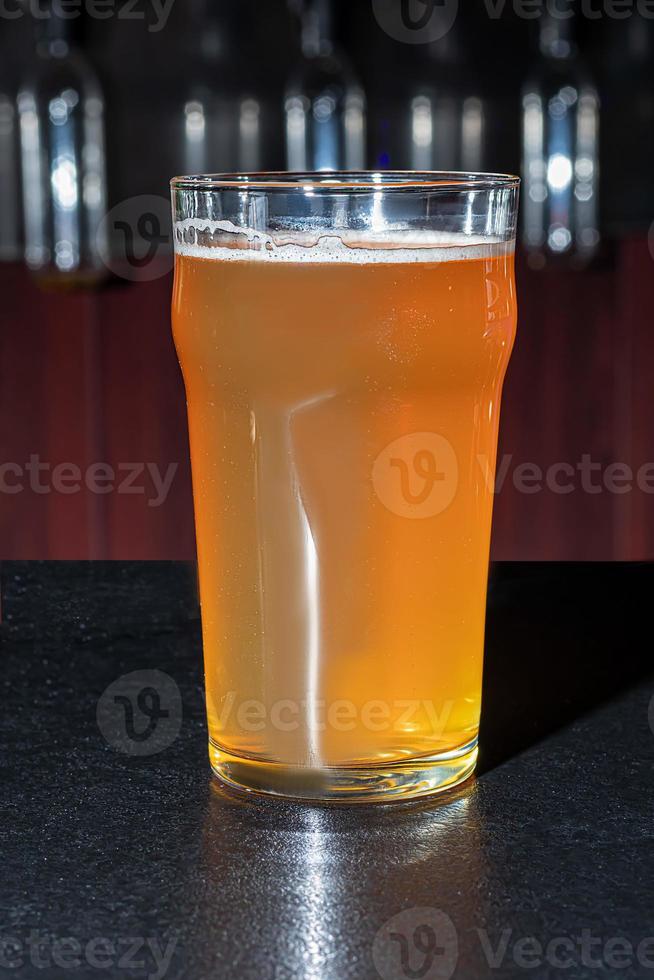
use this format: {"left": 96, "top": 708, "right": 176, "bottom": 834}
{"left": 0, "top": 0, "right": 607, "bottom": 284}
{"left": 365, "top": 8, "right": 600, "bottom": 268}
{"left": 241, "top": 0, "right": 601, "bottom": 267}
{"left": 178, "top": 0, "right": 366, "bottom": 175}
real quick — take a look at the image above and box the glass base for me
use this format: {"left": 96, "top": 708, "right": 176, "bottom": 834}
{"left": 208, "top": 737, "right": 478, "bottom": 804}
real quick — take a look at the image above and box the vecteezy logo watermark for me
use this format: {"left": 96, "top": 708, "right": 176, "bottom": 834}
{"left": 97, "top": 670, "right": 182, "bottom": 756}
{"left": 373, "top": 0, "right": 654, "bottom": 44}
{"left": 373, "top": 437, "right": 654, "bottom": 516}
{"left": 373, "top": 433, "right": 458, "bottom": 519}
{"left": 477, "top": 928, "right": 654, "bottom": 971}
{"left": 97, "top": 195, "right": 173, "bottom": 282}
{"left": 0, "top": 0, "right": 176, "bottom": 31}
{"left": 0, "top": 457, "right": 178, "bottom": 507}
{"left": 372, "top": 0, "right": 459, "bottom": 44}
{"left": 216, "top": 693, "right": 454, "bottom": 736}
{"left": 373, "top": 913, "right": 654, "bottom": 976}
{"left": 373, "top": 908, "right": 459, "bottom": 980}
{"left": 488, "top": 453, "right": 654, "bottom": 496}
{"left": 0, "top": 932, "right": 177, "bottom": 979}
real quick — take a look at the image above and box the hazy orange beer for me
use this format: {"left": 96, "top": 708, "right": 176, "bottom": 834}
{"left": 171, "top": 172, "right": 519, "bottom": 802}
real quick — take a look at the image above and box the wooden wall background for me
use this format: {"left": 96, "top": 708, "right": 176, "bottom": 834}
{"left": 1, "top": 237, "right": 653, "bottom": 560}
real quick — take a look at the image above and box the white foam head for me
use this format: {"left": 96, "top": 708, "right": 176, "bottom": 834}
{"left": 174, "top": 219, "right": 514, "bottom": 264}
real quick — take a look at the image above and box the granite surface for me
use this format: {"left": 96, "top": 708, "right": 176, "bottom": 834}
{"left": 1, "top": 562, "right": 653, "bottom": 980}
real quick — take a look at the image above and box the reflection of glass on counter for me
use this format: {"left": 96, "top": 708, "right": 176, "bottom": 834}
{"left": 285, "top": 0, "right": 365, "bottom": 171}
{"left": 522, "top": 13, "right": 600, "bottom": 268}
{"left": 17, "top": 6, "right": 107, "bottom": 288}
{"left": 190, "top": 780, "right": 485, "bottom": 977}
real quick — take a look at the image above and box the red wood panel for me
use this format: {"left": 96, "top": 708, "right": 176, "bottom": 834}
{"left": 96, "top": 273, "right": 195, "bottom": 559}
{"left": 0, "top": 268, "right": 108, "bottom": 558}
{"left": 614, "top": 236, "right": 654, "bottom": 560}
{"left": 0, "top": 265, "right": 50, "bottom": 557}
{"left": 492, "top": 251, "right": 618, "bottom": 560}
{"left": 41, "top": 288, "right": 106, "bottom": 558}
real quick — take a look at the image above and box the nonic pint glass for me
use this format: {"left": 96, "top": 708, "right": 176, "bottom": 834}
{"left": 171, "top": 172, "right": 519, "bottom": 802}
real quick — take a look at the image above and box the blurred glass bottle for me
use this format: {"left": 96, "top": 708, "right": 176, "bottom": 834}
{"left": 17, "top": 2, "right": 108, "bottom": 287}
{"left": 285, "top": 0, "right": 365, "bottom": 171}
{"left": 365, "top": 11, "right": 486, "bottom": 174}
{"left": 179, "top": 0, "right": 266, "bottom": 175}
{"left": 521, "top": 12, "right": 600, "bottom": 268}
{"left": 602, "top": 16, "right": 654, "bottom": 231}
{"left": 408, "top": 29, "right": 484, "bottom": 173}
{"left": 0, "top": 33, "right": 22, "bottom": 263}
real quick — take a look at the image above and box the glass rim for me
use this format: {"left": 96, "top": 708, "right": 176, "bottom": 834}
{"left": 170, "top": 170, "right": 521, "bottom": 193}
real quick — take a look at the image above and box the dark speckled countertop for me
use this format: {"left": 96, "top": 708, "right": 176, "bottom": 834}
{"left": 2, "top": 562, "right": 654, "bottom": 980}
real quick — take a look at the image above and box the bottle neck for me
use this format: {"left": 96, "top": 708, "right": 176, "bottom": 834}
{"left": 539, "top": 13, "right": 576, "bottom": 59}
{"left": 300, "top": 0, "right": 334, "bottom": 58}
{"left": 33, "top": 1, "right": 82, "bottom": 55}
{"left": 188, "top": 0, "right": 225, "bottom": 62}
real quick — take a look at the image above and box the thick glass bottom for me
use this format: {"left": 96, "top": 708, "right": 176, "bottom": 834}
{"left": 208, "top": 737, "right": 478, "bottom": 803}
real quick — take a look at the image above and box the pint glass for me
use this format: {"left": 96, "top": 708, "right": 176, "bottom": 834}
{"left": 171, "top": 172, "right": 519, "bottom": 802}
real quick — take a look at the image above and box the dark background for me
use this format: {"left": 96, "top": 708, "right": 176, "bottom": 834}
{"left": 1, "top": 0, "right": 653, "bottom": 559}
